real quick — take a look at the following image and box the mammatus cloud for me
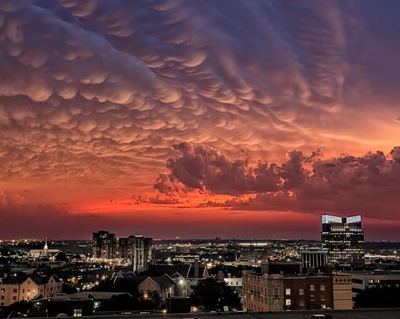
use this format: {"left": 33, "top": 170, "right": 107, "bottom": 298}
{"left": 1, "top": 0, "right": 400, "bottom": 238}
{"left": 155, "top": 143, "right": 400, "bottom": 220}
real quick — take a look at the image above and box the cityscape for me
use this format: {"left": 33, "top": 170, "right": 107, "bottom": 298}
{"left": 1, "top": 0, "right": 400, "bottom": 319}
{"left": 1, "top": 215, "right": 400, "bottom": 318}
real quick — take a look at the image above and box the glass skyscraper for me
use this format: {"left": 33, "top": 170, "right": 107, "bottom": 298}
{"left": 321, "top": 215, "right": 364, "bottom": 266}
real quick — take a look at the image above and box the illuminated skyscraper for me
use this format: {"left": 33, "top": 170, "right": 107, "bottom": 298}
{"left": 118, "top": 235, "right": 152, "bottom": 272}
{"left": 92, "top": 230, "right": 116, "bottom": 260}
{"left": 321, "top": 215, "right": 364, "bottom": 265}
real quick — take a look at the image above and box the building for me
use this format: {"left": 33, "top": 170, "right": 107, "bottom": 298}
{"left": 118, "top": 235, "right": 152, "bottom": 272}
{"left": 92, "top": 230, "right": 116, "bottom": 260}
{"left": 261, "top": 261, "right": 302, "bottom": 276}
{"left": 321, "top": 215, "right": 364, "bottom": 266}
{"left": 239, "top": 242, "right": 269, "bottom": 262}
{"left": 341, "top": 270, "right": 400, "bottom": 301}
{"left": 28, "top": 238, "right": 61, "bottom": 258}
{"left": 301, "top": 249, "right": 328, "bottom": 270}
{"left": 138, "top": 275, "right": 178, "bottom": 301}
{"left": 242, "top": 271, "right": 352, "bottom": 311}
{"left": 0, "top": 275, "right": 62, "bottom": 307}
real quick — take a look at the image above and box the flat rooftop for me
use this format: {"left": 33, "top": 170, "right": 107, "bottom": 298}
{"left": 37, "top": 309, "right": 400, "bottom": 319}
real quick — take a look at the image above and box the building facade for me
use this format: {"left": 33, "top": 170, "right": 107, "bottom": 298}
{"left": 118, "top": 235, "right": 152, "bottom": 272}
{"left": 0, "top": 275, "right": 62, "bottom": 307}
{"left": 242, "top": 272, "right": 352, "bottom": 311}
{"left": 92, "top": 230, "right": 116, "bottom": 260}
{"left": 342, "top": 270, "right": 400, "bottom": 301}
{"left": 300, "top": 249, "right": 328, "bottom": 270}
{"left": 321, "top": 215, "right": 364, "bottom": 265}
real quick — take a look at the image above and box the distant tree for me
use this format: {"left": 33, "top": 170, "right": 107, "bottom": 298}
{"left": 62, "top": 283, "right": 78, "bottom": 294}
{"left": 190, "top": 277, "right": 241, "bottom": 311}
{"left": 55, "top": 252, "right": 68, "bottom": 262}
{"left": 355, "top": 286, "right": 400, "bottom": 308}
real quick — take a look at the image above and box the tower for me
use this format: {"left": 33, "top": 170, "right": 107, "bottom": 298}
{"left": 321, "top": 215, "right": 364, "bottom": 266}
{"left": 43, "top": 237, "right": 49, "bottom": 257}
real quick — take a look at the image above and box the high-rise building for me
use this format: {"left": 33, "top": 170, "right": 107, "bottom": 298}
{"left": 321, "top": 215, "right": 364, "bottom": 265}
{"left": 118, "top": 235, "right": 152, "bottom": 272}
{"left": 92, "top": 230, "right": 116, "bottom": 260}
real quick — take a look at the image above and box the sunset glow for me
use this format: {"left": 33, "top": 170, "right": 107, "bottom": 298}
{"left": 1, "top": 0, "right": 400, "bottom": 239}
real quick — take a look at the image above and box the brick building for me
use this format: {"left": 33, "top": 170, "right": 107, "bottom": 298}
{"left": 242, "top": 270, "right": 352, "bottom": 311}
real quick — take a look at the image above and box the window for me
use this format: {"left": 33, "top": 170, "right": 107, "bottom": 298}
{"left": 310, "top": 284, "right": 315, "bottom": 291}
{"left": 299, "top": 299, "right": 305, "bottom": 307}
{"left": 73, "top": 309, "right": 82, "bottom": 317}
{"left": 22, "top": 289, "right": 25, "bottom": 293}
{"left": 310, "top": 294, "right": 315, "bottom": 301}
{"left": 299, "top": 288, "right": 304, "bottom": 295}
{"left": 273, "top": 288, "right": 279, "bottom": 297}
{"left": 0, "top": 296, "right": 4, "bottom": 300}
{"left": 320, "top": 284, "right": 325, "bottom": 291}
{"left": 13, "top": 289, "right": 17, "bottom": 293}
{"left": 0, "top": 288, "right": 4, "bottom": 293}
{"left": 285, "top": 288, "right": 291, "bottom": 295}
{"left": 13, "top": 296, "right": 17, "bottom": 300}
{"left": 274, "top": 299, "right": 279, "bottom": 306}
{"left": 321, "top": 294, "right": 325, "bottom": 301}
{"left": 285, "top": 299, "right": 291, "bottom": 306}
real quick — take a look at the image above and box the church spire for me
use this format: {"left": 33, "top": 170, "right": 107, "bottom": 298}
{"left": 44, "top": 237, "right": 49, "bottom": 250}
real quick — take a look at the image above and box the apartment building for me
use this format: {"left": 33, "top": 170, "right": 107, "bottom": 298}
{"left": 242, "top": 271, "right": 352, "bottom": 311}
{"left": 0, "top": 275, "right": 62, "bottom": 307}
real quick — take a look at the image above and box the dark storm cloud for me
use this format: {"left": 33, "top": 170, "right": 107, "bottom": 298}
{"left": 1, "top": 0, "right": 400, "bottom": 187}
{"left": 1, "top": 0, "right": 400, "bottom": 238}
{"left": 155, "top": 143, "right": 400, "bottom": 220}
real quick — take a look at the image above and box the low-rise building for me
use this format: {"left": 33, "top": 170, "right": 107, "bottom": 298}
{"left": 341, "top": 270, "right": 400, "bottom": 301}
{"left": 0, "top": 275, "right": 62, "bottom": 306}
{"left": 242, "top": 271, "right": 352, "bottom": 312}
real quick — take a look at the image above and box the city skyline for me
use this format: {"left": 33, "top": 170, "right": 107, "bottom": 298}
{"left": 1, "top": 0, "right": 400, "bottom": 239}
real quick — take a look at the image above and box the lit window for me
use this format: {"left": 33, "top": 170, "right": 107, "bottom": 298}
{"left": 299, "top": 299, "right": 305, "bottom": 307}
{"left": 285, "top": 288, "right": 291, "bottom": 295}
{"left": 274, "top": 299, "right": 279, "bottom": 306}
{"left": 285, "top": 299, "right": 291, "bottom": 306}
{"left": 320, "top": 284, "right": 325, "bottom": 291}
{"left": 299, "top": 288, "right": 304, "bottom": 295}
{"left": 321, "top": 294, "right": 325, "bottom": 301}
{"left": 310, "top": 285, "right": 315, "bottom": 291}
{"left": 73, "top": 309, "right": 82, "bottom": 317}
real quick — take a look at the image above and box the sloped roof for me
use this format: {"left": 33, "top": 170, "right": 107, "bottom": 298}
{"left": 1, "top": 275, "right": 29, "bottom": 285}
{"left": 147, "top": 264, "right": 190, "bottom": 278}
{"left": 150, "top": 275, "right": 176, "bottom": 290}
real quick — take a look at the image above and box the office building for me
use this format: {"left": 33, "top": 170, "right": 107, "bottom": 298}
{"left": 300, "top": 249, "right": 328, "bottom": 270}
{"left": 92, "top": 230, "right": 116, "bottom": 260}
{"left": 321, "top": 215, "right": 364, "bottom": 265}
{"left": 118, "top": 235, "right": 152, "bottom": 272}
{"left": 239, "top": 242, "right": 269, "bottom": 262}
{"left": 242, "top": 271, "right": 352, "bottom": 311}
{"left": 342, "top": 270, "right": 400, "bottom": 301}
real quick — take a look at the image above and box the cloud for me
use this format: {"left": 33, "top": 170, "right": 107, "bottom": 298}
{"left": 1, "top": 0, "right": 400, "bottom": 237}
{"left": 156, "top": 143, "right": 400, "bottom": 220}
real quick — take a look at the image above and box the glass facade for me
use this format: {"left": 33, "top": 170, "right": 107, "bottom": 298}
{"left": 321, "top": 215, "right": 364, "bottom": 265}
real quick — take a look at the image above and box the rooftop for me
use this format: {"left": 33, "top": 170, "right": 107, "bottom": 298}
{"left": 38, "top": 309, "right": 400, "bottom": 319}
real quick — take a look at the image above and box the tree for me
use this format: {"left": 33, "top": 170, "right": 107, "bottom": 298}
{"left": 355, "top": 286, "right": 400, "bottom": 308}
{"left": 190, "top": 278, "right": 241, "bottom": 311}
{"left": 62, "top": 283, "right": 78, "bottom": 294}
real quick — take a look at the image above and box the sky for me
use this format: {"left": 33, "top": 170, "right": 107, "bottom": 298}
{"left": 1, "top": 0, "right": 400, "bottom": 240}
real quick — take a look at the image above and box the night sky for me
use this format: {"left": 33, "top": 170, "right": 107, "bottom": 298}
{"left": 1, "top": 0, "right": 400, "bottom": 240}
